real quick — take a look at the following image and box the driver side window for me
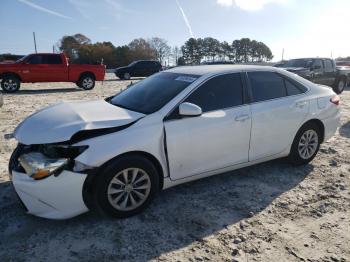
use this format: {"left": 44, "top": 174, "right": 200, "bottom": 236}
{"left": 27, "top": 55, "right": 44, "bottom": 64}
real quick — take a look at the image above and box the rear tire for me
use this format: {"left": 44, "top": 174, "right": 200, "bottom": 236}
{"left": 94, "top": 155, "right": 159, "bottom": 218}
{"left": 123, "top": 72, "right": 131, "bottom": 80}
{"left": 333, "top": 76, "right": 347, "bottom": 94}
{"left": 289, "top": 122, "right": 321, "bottom": 165}
{"left": 1, "top": 75, "right": 21, "bottom": 93}
{"left": 78, "top": 74, "right": 95, "bottom": 90}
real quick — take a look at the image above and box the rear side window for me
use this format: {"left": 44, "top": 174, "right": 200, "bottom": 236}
{"left": 44, "top": 55, "right": 62, "bottom": 64}
{"left": 285, "top": 79, "right": 302, "bottom": 96}
{"left": 324, "top": 59, "right": 334, "bottom": 72}
{"left": 185, "top": 73, "right": 243, "bottom": 112}
{"left": 248, "top": 72, "right": 286, "bottom": 102}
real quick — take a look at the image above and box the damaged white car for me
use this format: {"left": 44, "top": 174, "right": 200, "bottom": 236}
{"left": 8, "top": 65, "right": 340, "bottom": 219}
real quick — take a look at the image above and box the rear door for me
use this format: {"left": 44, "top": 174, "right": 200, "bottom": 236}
{"left": 248, "top": 71, "right": 309, "bottom": 161}
{"left": 311, "top": 59, "right": 325, "bottom": 84}
{"left": 323, "top": 59, "right": 337, "bottom": 86}
{"left": 164, "top": 73, "right": 251, "bottom": 180}
{"left": 42, "top": 55, "right": 68, "bottom": 82}
{"left": 133, "top": 61, "right": 146, "bottom": 77}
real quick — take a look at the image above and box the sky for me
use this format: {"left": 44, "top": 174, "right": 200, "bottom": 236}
{"left": 0, "top": 0, "right": 349, "bottom": 61}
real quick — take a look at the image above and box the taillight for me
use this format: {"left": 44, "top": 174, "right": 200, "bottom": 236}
{"left": 330, "top": 95, "right": 340, "bottom": 106}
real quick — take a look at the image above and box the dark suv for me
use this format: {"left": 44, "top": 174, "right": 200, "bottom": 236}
{"left": 115, "top": 60, "right": 162, "bottom": 80}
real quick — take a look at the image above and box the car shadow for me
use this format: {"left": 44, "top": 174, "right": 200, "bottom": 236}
{"left": 1, "top": 88, "right": 83, "bottom": 95}
{"left": 339, "top": 121, "right": 350, "bottom": 138}
{"left": 0, "top": 160, "right": 313, "bottom": 261}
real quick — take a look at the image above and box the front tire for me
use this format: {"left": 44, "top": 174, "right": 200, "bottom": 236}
{"left": 289, "top": 123, "right": 321, "bottom": 165}
{"left": 1, "top": 75, "right": 21, "bottom": 93}
{"left": 94, "top": 155, "right": 159, "bottom": 218}
{"left": 78, "top": 75, "right": 95, "bottom": 90}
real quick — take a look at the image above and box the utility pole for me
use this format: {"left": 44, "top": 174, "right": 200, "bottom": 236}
{"left": 53, "top": 45, "right": 55, "bottom": 53}
{"left": 282, "top": 48, "right": 284, "bottom": 61}
{"left": 33, "top": 32, "right": 37, "bottom": 53}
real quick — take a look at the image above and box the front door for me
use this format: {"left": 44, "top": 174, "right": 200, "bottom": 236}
{"left": 164, "top": 73, "right": 251, "bottom": 180}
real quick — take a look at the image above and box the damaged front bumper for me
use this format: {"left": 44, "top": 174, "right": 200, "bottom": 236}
{"left": 11, "top": 170, "right": 89, "bottom": 219}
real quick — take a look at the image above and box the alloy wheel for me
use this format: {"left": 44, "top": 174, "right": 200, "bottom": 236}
{"left": 298, "top": 129, "right": 319, "bottom": 160}
{"left": 82, "top": 77, "right": 93, "bottom": 89}
{"left": 107, "top": 168, "right": 151, "bottom": 211}
{"left": 3, "top": 79, "right": 18, "bottom": 91}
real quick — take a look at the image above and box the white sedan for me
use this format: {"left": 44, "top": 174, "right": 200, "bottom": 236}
{"left": 8, "top": 65, "right": 340, "bottom": 219}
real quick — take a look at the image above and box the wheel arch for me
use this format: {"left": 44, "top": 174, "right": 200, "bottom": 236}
{"left": 79, "top": 71, "right": 96, "bottom": 81}
{"left": 82, "top": 150, "right": 165, "bottom": 210}
{"left": 299, "top": 119, "right": 325, "bottom": 143}
{"left": 1, "top": 72, "right": 22, "bottom": 81}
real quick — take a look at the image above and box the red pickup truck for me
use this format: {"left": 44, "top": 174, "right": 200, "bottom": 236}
{"left": 0, "top": 53, "right": 105, "bottom": 92}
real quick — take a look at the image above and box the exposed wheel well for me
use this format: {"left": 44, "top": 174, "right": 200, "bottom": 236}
{"left": 82, "top": 151, "right": 165, "bottom": 210}
{"left": 1, "top": 72, "right": 22, "bottom": 81}
{"left": 300, "top": 119, "right": 325, "bottom": 143}
{"left": 79, "top": 71, "right": 96, "bottom": 81}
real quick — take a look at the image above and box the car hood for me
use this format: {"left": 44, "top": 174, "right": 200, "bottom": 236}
{"left": 14, "top": 100, "right": 145, "bottom": 145}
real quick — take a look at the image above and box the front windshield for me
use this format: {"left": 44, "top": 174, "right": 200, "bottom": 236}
{"left": 129, "top": 61, "right": 137, "bottom": 66}
{"left": 109, "top": 72, "right": 199, "bottom": 114}
{"left": 15, "top": 55, "right": 29, "bottom": 63}
{"left": 284, "top": 59, "right": 312, "bottom": 68}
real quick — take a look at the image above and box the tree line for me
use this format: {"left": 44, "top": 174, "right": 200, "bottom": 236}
{"left": 55, "top": 34, "right": 273, "bottom": 68}
{"left": 181, "top": 37, "right": 273, "bottom": 64}
{"left": 0, "top": 34, "right": 273, "bottom": 67}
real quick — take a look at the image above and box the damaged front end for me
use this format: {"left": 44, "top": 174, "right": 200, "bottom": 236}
{"left": 9, "top": 143, "right": 91, "bottom": 180}
{"left": 8, "top": 143, "right": 92, "bottom": 219}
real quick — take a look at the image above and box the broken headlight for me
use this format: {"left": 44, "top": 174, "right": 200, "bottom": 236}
{"left": 18, "top": 145, "right": 88, "bottom": 180}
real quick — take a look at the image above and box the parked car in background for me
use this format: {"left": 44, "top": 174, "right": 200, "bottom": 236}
{"left": 8, "top": 65, "right": 340, "bottom": 219}
{"left": 281, "top": 58, "right": 350, "bottom": 94}
{"left": 115, "top": 60, "right": 162, "bottom": 80}
{"left": 336, "top": 61, "right": 350, "bottom": 67}
{"left": 201, "top": 61, "right": 235, "bottom": 65}
{"left": 273, "top": 61, "right": 287, "bottom": 68}
{"left": 0, "top": 53, "right": 105, "bottom": 92}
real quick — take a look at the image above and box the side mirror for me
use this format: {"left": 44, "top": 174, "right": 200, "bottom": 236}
{"left": 179, "top": 102, "right": 202, "bottom": 117}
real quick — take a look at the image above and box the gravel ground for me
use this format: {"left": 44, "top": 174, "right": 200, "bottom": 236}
{"left": 0, "top": 74, "right": 349, "bottom": 262}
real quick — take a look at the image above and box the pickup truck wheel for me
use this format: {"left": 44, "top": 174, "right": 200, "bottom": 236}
{"left": 78, "top": 75, "right": 95, "bottom": 90}
{"left": 334, "top": 77, "right": 347, "bottom": 94}
{"left": 1, "top": 76, "right": 21, "bottom": 93}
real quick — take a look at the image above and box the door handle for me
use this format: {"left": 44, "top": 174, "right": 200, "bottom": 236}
{"left": 235, "top": 114, "right": 250, "bottom": 122}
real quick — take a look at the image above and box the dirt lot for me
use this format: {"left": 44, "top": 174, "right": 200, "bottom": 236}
{"left": 0, "top": 74, "right": 349, "bottom": 262}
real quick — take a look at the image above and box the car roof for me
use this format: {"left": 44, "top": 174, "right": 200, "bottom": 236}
{"left": 166, "top": 65, "right": 279, "bottom": 76}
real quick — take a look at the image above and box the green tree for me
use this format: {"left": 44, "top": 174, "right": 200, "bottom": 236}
{"left": 181, "top": 38, "right": 203, "bottom": 64}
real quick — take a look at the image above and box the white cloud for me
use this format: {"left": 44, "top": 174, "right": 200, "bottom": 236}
{"left": 175, "top": 0, "right": 194, "bottom": 38}
{"left": 217, "top": 0, "right": 289, "bottom": 11}
{"left": 17, "top": 0, "right": 72, "bottom": 19}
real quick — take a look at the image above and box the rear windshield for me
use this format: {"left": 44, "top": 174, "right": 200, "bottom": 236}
{"left": 109, "top": 72, "right": 199, "bottom": 114}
